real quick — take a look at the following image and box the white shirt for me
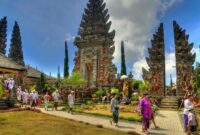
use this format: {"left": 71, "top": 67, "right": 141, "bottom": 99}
{"left": 68, "top": 94, "right": 74, "bottom": 105}
{"left": 52, "top": 92, "right": 59, "bottom": 102}
{"left": 30, "top": 92, "right": 38, "bottom": 100}
{"left": 183, "top": 99, "right": 193, "bottom": 115}
{"left": 188, "top": 112, "right": 197, "bottom": 126}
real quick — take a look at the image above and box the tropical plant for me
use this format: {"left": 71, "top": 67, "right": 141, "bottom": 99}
{"left": 111, "top": 87, "right": 119, "bottom": 94}
{"left": 63, "top": 71, "right": 87, "bottom": 85}
{"left": 139, "top": 80, "right": 151, "bottom": 93}
{"left": 132, "top": 80, "right": 143, "bottom": 89}
{"left": 95, "top": 88, "right": 104, "bottom": 101}
{"left": 29, "top": 85, "right": 36, "bottom": 92}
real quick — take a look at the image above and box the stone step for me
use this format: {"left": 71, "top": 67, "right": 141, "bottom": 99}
{"left": 161, "top": 101, "right": 178, "bottom": 104}
{"left": 161, "top": 103, "right": 178, "bottom": 106}
{"left": 159, "top": 106, "right": 178, "bottom": 109}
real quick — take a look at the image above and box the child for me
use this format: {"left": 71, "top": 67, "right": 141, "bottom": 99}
{"left": 187, "top": 108, "right": 198, "bottom": 135}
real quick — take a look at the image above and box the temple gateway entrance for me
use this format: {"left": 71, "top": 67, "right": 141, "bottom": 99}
{"left": 142, "top": 21, "right": 195, "bottom": 97}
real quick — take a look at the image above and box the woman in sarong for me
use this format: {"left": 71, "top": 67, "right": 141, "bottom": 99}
{"left": 110, "top": 94, "right": 119, "bottom": 127}
{"left": 139, "top": 92, "right": 152, "bottom": 134}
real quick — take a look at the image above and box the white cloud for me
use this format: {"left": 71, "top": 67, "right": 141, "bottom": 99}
{"left": 65, "top": 33, "right": 75, "bottom": 42}
{"left": 165, "top": 52, "right": 176, "bottom": 85}
{"left": 132, "top": 58, "right": 149, "bottom": 80}
{"left": 105, "top": 0, "right": 181, "bottom": 79}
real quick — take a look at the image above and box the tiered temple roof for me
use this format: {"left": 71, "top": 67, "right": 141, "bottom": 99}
{"left": 73, "top": 0, "right": 116, "bottom": 87}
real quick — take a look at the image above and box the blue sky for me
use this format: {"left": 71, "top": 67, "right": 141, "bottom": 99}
{"left": 0, "top": 0, "right": 200, "bottom": 85}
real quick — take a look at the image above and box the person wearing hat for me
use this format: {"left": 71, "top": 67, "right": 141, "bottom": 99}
{"left": 68, "top": 91, "right": 75, "bottom": 114}
{"left": 187, "top": 108, "right": 198, "bottom": 135}
{"left": 139, "top": 92, "right": 152, "bottom": 134}
{"left": 183, "top": 94, "right": 194, "bottom": 133}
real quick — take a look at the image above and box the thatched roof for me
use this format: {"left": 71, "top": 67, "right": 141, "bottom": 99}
{"left": 0, "top": 53, "right": 25, "bottom": 71}
{"left": 25, "top": 65, "right": 55, "bottom": 80}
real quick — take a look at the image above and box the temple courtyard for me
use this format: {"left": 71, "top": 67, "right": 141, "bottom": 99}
{"left": 0, "top": 107, "right": 185, "bottom": 135}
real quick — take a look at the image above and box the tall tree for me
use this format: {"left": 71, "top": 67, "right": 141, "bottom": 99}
{"left": 40, "top": 72, "right": 46, "bottom": 90}
{"left": 121, "top": 41, "right": 127, "bottom": 75}
{"left": 8, "top": 21, "right": 24, "bottom": 65}
{"left": 170, "top": 74, "right": 173, "bottom": 89}
{"left": 64, "top": 41, "right": 69, "bottom": 78}
{"left": 56, "top": 65, "right": 61, "bottom": 88}
{"left": 0, "top": 16, "right": 7, "bottom": 55}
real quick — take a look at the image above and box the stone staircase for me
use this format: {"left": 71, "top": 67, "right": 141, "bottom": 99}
{"left": 160, "top": 96, "right": 179, "bottom": 110}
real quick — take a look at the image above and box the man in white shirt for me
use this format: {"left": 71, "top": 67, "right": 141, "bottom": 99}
{"left": 30, "top": 90, "right": 38, "bottom": 108}
{"left": 183, "top": 95, "right": 194, "bottom": 133}
{"left": 68, "top": 91, "right": 75, "bottom": 114}
{"left": 52, "top": 90, "right": 60, "bottom": 111}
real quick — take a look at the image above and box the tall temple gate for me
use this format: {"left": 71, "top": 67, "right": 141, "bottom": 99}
{"left": 143, "top": 22, "right": 196, "bottom": 96}
{"left": 142, "top": 23, "right": 166, "bottom": 96}
{"left": 73, "top": 0, "right": 116, "bottom": 88}
{"left": 173, "top": 21, "right": 196, "bottom": 96}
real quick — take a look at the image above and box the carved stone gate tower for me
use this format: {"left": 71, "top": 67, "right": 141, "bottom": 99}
{"left": 73, "top": 0, "right": 116, "bottom": 88}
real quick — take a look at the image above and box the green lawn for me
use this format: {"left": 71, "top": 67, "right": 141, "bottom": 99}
{"left": 0, "top": 111, "right": 127, "bottom": 135}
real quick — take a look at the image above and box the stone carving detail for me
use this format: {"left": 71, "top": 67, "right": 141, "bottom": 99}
{"left": 173, "top": 21, "right": 196, "bottom": 96}
{"left": 142, "top": 23, "right": 165, "bottom": 96}
{"left": 73, "top": 0, "right": 116, "bottom": 87}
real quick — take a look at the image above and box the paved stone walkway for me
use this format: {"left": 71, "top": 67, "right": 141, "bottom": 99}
{"left": 39, "top": 108, "right": 185, "bottom": 135}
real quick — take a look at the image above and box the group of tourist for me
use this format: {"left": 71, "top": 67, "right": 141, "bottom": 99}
{"left": 16, "top": 86, "right": 41, "bottom": 108}
{"left": 3, "top": 78, "right": 15, "bottom": 96}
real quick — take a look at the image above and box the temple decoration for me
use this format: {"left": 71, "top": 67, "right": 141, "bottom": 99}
{"left": 173, "top": 21, "right": 196, "bottom": 96}
{"left": 142, "top": 23, "right": 165, "bottom": 96}
{"left": 73, "top": 0, "right": 116, "bottom": 88}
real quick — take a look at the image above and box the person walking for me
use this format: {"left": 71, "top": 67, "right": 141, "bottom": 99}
{"left": 44, "top": 92, "right": 51, "bottom": 111}
{"left": 139, "top": 92, "right": 152, "bottom": 134}
{"left": 30, "top": 90, "right": 38, "bottom": 108}
{"left": 22, "top": 89, "right": 29, "bottom": 107}
{"left": 183, "top": 94, "right": 194, "bottom": 133}
{"left": 187, "top": 108, "right": 198, "bottom": 135}
{"left": 52, "top": 90, "right": 60, "bottom": 111}
{"left": 68, "top": 91, "right": 75, "bottom": 114}
{"left": 110, "top": 94, "right": 119, "bottom": 127}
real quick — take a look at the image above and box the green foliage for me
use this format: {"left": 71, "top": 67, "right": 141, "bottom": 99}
{"left": 95, "top": 88, "right": 104, "bottom": 101}
{"left": 120, "top": 41, "right": 127, "bottom": 75}
{"left": 194, "top": 63, "right": 200, "bottom": 95}
{"left": 56, "top": 65, "right": 61, "bottom": 88}
{"left": 132, "top": 80, "right": 143, "bottom": 89}
{"left": 63, "top": 71, "right": 87, "bottom": 85}
{"left": 130, "top": 94, "right": 139, "bottom": 101}
{"left": 85, "top": 100, "right": 93, "bottom": 105}
{"left": 0, "top": 81, "right": 3, "bottom": 98}
{"left": 111, "top": 87, "right": 119, "bottom": 94}
{"left": 0, "top": 16, "right": 7, "bottom": 55}
{"left": 139, "top": 80, "right": 151, "bottom": 93}
{"left": 64, "top": 41, "right": 69, "bottom": 78}
{"left": 40, "top": 73, "right": 47, "bottom": 90}
{"left": 8, "top": 21, "right": 24, "bottom": 65}
{"left": 29, "top": 85, "right": 36, "bottom": 92}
